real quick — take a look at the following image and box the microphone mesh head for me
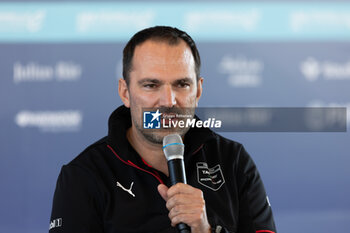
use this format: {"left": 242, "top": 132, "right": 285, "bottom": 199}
{"left": 163, "top": 134, "right": 184, "bottom": 161}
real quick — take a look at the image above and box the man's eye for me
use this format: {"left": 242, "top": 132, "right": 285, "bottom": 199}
{"left": 143, "top": 83, "right": 157, "bottom": 88}
{"left": 177, "top": 82, "right": 190, "bottom": 88}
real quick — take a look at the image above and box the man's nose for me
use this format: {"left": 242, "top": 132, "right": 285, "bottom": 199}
{"left": 159, "top": 85, "right": 176, "bottom": 107}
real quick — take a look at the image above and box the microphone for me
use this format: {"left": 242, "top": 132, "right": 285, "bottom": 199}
{"left": 163, "top": 134, "right": 190, "bottom": 233}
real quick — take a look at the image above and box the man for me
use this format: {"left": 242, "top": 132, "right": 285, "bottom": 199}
{"left": 49, "top": 26, "right": 276, "bottom": 233}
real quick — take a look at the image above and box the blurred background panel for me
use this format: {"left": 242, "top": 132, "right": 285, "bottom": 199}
{"left": 0, "top": 1, "right": 349, "bottom": 232}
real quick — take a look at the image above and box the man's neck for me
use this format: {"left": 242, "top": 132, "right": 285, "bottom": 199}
{"left": 126, "top": 127, "right": 169, "bottom": 176}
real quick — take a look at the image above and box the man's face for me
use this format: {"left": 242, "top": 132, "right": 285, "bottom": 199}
{"left": 120, "top": 39, "right": 203, "bottom": 144}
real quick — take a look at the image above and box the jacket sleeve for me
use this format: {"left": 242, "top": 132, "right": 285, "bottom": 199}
{"left": 236, "top": 145, "right": 277, "bottom": 233}
{"left": 49, "top": 164, "right": 104, "bottom": 233}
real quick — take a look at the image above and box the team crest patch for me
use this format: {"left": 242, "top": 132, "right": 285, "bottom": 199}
{"left": 197, "top": 162, "right": 225, "bottom": 191}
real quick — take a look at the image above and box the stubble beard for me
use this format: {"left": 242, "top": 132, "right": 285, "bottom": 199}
{"left": 130, "top": 105, "right": 195, "bottom": 145}
{"left": 132, "top": 112, "right": 191, "bottom": 145}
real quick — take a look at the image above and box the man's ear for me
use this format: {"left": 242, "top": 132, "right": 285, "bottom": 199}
{"left": 195, "top": 77, "right": 204, "bottom": 107}
{"left": 118, "top": 78, "right": 130, "bottom": 107}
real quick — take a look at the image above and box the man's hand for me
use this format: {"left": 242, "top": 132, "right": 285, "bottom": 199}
{"left": 158, "top": 183, "right": 211, "bottom": 233}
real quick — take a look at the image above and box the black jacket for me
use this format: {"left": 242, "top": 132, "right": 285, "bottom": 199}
{"left": 49, "top": 105, "right": 276, "bottom": 233}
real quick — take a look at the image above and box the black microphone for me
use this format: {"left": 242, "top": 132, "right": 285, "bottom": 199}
{"left": 163, "top": 134, "right": 191, "bottom": 233}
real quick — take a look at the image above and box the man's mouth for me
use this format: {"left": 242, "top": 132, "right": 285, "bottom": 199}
{"left": 161, "top": 113, "right": 177, "bottom": 119}
{"left": 161, "top": 113, "right": 178, "bottom": 125}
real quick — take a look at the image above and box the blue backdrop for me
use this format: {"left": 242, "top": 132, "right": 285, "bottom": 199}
{"left": 1, "top": 1, "right": 349, "bottom": 233}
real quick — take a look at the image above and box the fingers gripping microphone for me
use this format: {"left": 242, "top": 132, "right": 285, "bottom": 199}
{"left": 163, "top": 134, "right": 191, "bottom": 233}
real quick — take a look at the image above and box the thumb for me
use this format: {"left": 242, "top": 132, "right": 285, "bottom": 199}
{"left": 157, "top": 184, "right": 169, "bottom": 201}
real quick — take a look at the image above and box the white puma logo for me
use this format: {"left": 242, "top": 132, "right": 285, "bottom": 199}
{"left": 116, "top": 181, "right": 135, "bottom": 197}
